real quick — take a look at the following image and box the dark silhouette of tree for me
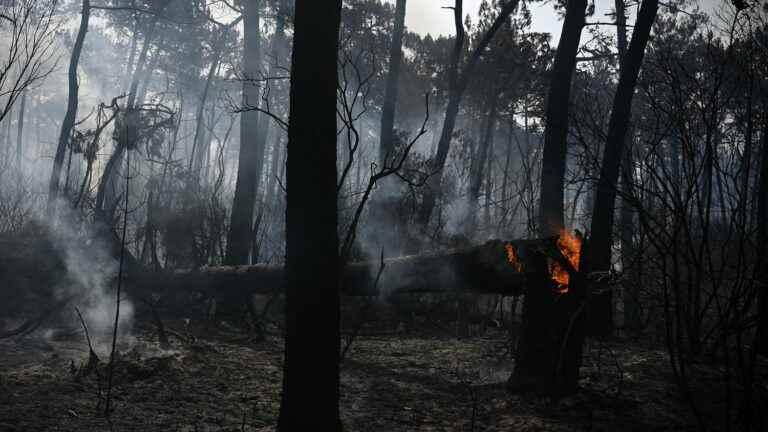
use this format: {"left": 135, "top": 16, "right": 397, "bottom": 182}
{"left": 537, "top": 0, "right": 586, "bottom": 238}
{"left": 582, "top": 0, "right": 658, "bottom": 337}
{"left": 226, "top": 0, "right": 266, "bottom": 265}
{"left": 47, "top": 0, "right": 90, "bottom": 217}
{"left": 276, "top": 0, "right": 343, "bottom": 430}
{"left": 613, "top": 0, "right": 641, "bottom": 337}
{"left": 378, "top": 0, "right": 406, "bottom": 166}
{"left": 369, "top": 0, "right": 407, "bottom": 257}
{"left": 508, "top": 0, "right": 587, "bottom": 396}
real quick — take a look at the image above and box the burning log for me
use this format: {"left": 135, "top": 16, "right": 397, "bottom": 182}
{"left": 0, "top": 228, "right": 579, "bottom": 322}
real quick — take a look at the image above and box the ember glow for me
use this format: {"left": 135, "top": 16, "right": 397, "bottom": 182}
{"left": 550, "top": 230, "right": 581, "bottom": 294}
{"left": 505, "top": 243, "right": 523, "bottom": 272}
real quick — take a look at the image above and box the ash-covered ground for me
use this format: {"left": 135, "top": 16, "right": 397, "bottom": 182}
{"left": 0, "top": 320, "right": 703, "bottom": 431}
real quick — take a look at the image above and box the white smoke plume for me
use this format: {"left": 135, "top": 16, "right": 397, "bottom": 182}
{"left": 44, "top": 201, "right": 134, "bottom": 351}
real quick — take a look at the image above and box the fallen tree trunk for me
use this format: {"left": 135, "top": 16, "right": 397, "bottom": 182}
{"left": 136, "top": 239, "right": 565, "bottom": 308}
{"left": 1, "top": 231, "right": 566, "bottom": 322}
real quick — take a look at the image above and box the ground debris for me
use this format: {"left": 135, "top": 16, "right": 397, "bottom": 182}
{"left": 0, "top": 323, "right": 699, "bottom": 431}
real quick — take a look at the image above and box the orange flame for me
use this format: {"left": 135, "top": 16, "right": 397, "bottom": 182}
{"left": 505, "top": 243, "right": 523, "bottom": 272}
{"left": 550, "top": 230, "right": 581, "bottom": 294}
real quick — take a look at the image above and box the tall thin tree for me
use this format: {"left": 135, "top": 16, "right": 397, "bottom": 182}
{"left": 582, "top": 0, "right": 659, "bottom": 337}
{"left": 226, "top": 0, "right": 266, "bottom": 265}
{"left": 47, "top": 0, "right": 90, "bottom": 217}
{"left": 378, "top": 0, "right": 406, "bottom": 165}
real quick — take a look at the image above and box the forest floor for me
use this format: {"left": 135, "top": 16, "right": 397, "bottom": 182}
{"left": 0, "top": 320, "right": 703, "bottom": 432}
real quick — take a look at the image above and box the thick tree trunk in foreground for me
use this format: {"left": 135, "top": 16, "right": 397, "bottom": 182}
{"left": 510, "top": 0, "right": 587, "bottom": 396}
{"left": 47, "top": 0, "right": 90, "bottom": 217}
{"left": 536, "top": 0, "right": 585, "bottom": 237}
{"left": 582, "top": 0, "right": 658, "bottom": 337}
{"left": 277, "top": 0, "right": 343, "bottom": 429}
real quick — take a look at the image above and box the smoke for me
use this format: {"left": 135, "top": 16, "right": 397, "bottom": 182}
{"left": 44, "top": 201, "right": 134, "bottom": 351}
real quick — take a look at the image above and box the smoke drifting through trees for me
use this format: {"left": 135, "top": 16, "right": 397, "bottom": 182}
{"left": 0, "top": 0, "right": 767, "bottom": 430}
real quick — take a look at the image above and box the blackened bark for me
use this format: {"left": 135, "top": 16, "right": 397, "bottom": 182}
{"left": 416, "top": 0, "right": 519, "bottom": 229}
{"left": 537, "top": 0, "right": 586, "bottom": 237}
{"left": 614, "top": 0, "right": 629, "bottom": 61}
{"left": 378, "top": 0, "right": 407, "bottom": 165}
{"left": 226, "top": 0, "right": 266, "bottom": 265}
{"left": 276, "top": 0, "right": 342, "bottom": 429}
{"left": 47, "top": 0, "right": 90, "bottom": 217}
{"left": 509, "top": 0, "right": 587, "bottom": 396}
{"left": 136, "top": 239, "right": 536, "bottom": 304}
{"left": 582, "top": 0, "right": 658, "bottom": 337}
{"left": 613, "top": 0, "right": 640, "bottom": 336}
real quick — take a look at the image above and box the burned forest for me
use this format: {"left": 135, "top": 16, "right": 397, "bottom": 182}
{"left": 1, "top": 0, "right": 768, "bottom": 430}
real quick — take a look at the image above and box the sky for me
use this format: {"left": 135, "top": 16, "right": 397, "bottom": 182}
{"left": 403, "top": 0, "right": 725, "bottom": 42}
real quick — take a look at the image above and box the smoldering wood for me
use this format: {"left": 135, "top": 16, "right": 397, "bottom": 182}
{"left": 0, "top": 231, "right": 570, "bottom": 322}
{"left": 158, "top": 239, "right": 543, "bottom": 299}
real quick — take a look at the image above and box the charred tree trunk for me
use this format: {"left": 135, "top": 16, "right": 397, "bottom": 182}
{"left": 378, "top": 0, "right": 407, "bottom": 166}
{"left": 145, "top": 239, "right": 533, "bottom": 304}
{"left": 369, "top": 0, "right": 408, "bottom": 256}
{"left": 226, "top": 0, "right": 266, "bottom": 265}
{"left": 416, "top": 0, "right": 519, "bottom": 229}
{"left": 536, "top": 0, "right": 585, "bottom": 237}
{"left": 614, "top": 0, "right": 641, "bottom": 337}
{"left": 276, "top": 0, "right": 343, "bottom": 429}
{"left": 509, "top": 0, "right": 587, "bottom": 396}
{"left": 582, "top": 0, "right": 658, "bottom": 337}
{"left": 47, "top": 0, "right": 90, "bottom": 217}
